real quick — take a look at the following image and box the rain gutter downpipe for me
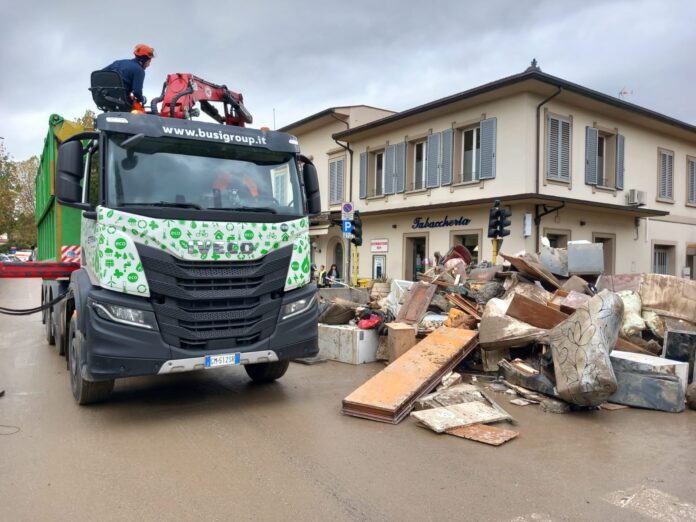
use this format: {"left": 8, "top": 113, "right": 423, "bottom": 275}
{"left": 535, "top": 87, "right": 562, "bottom": 252}
{"left": 330, "top": 113, "right": 353, "bottom": 283}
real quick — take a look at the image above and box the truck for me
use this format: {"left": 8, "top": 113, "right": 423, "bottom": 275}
{"left": 18, "top": 73, "right": 322, "bottom": 404}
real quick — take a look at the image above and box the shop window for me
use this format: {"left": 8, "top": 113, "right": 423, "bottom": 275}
{"left": 404, "top": 236, "right": 427, "bottom": 281}
{"left": 452, "top": 233, "right": 480, "bottom": 264}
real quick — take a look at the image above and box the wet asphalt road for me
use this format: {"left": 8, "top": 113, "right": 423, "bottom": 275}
{"left": 1, "top": 278, "right": 695, "bottom": 522}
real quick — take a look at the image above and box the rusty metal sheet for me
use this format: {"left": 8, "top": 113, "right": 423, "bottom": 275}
{"left": 396, "top": 282, "right": 437, "bottom": 324}
{"left": 446, "top": 424, "right": 519, "bottom": 446}
{"left": 342, "top": 327, "right": 478, "bottom": 424}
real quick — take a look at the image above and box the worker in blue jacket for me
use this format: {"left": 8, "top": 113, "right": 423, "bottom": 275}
{"left": 103, "top": 44, "right": 155, "bottom": 106}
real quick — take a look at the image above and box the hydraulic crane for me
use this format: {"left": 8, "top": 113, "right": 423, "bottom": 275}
{"left": 150, "top": 73, "right": 253, "bottom": 126}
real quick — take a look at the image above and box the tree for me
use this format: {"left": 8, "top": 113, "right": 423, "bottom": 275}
{"left": 8, "top": 156, "right": 39, "bottom": 248}
{"left": 0, "top": 142, "right": 17, "bottom": 242}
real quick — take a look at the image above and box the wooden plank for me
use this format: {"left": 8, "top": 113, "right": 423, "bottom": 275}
{"left": 505, "top": 293, "right": 569, "bottom": 329}
{"left": 446, "top": 293, "right": 481, "bottom": 320}
{"left": 342, "top": 327, "right": 478, "bottom": 424}
{"left": 386, "top": 323, "right": 417, "bottom": 363}
{"left": 615, "top": 338, "right": 653, "bottom": 356}
{"left": 446, "top": 424, "right": 519, "bottom": 446}
{"left": 396, "top": 282, "right": 437, "bottom": 324}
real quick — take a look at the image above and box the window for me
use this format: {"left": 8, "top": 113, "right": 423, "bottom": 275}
{"left": 87, "top": 146, "right": 101, "bottom": 207}
{"left": 596, "top": 134, "right": 618, "bottom": 187}
{"left": 413, "top": 141, "right": 426, "bottom": 190}
{"left": 368, "top": 150, "right": 385, "bottom": 197}
{"left": 585, "top": 128, "right": 623, "bottom": 189}
{"left": 547, "top": 115, "right": 571, "bottom": 181}
{"left": 460, "top": 127, "right": 481, "bottom": 183}
{"left": 329, "top": 157, "right": 345, "bottom": 205}
{"left": 688, "top": 157, "right": 696, "bottom": 205}
{"left": 544, "top": 229, "right": 571, "bottom": 248}
{"left": 592, "top": 233, "right": 616, "bottom": 275}
{"left": 653, "top": 244, "right": 675, "bottom": 275}
{"left": 272, "top": 165, "right": 289, "bottom": 205}
{"left": 658, "top": 149, "right": 674, "bottom": 200}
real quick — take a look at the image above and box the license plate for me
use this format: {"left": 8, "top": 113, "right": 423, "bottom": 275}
{"left": 205, "top": 353, "right": 241, "bottom": 368}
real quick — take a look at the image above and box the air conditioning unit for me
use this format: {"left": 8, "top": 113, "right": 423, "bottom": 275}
{"left": 626, "top": 189, "right": 646, "bottom": 206}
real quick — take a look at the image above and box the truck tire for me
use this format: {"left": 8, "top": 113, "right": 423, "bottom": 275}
{"left": 45, "top": 291, "right": 56, "bottom": 346}
{"left": 68, "top": 316, "right": 114, "bottom": 405}
{"left": 41, "top": 288, "right": 46, "bottom": 325}
{"left": 244, "top": 360, "right": 290, "bottom": 383}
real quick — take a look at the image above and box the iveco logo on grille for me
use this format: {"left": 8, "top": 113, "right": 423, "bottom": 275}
{"left": 187, "top": 240, "right": 255, "bottom": 255}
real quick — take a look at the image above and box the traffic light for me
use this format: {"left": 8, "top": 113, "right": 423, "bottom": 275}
{"left": 487, "top": 206, "right": 499, "bottom": 239}
{"left": 487, "top": 200, "right": 512, "bottom": 239}
{"left": 351, "top": 211, "right": 363, "bottom": 246}
{"left": 497, "top": 208, "right": 512, "bottom": 238}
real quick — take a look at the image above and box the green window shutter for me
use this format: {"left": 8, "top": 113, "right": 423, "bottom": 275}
{"left": 615, "top": 134, "right": 625, "bottom": 190}
{"left": 359, "top": 152, "right": 368, "bottom": 199}
{"left": 689, "top": 158, "right": 696, "bottom": 204}
{"left": 384, "top": 144, "right": 396, "bottom": 195}
{"left": 396, "top": 142, "right": 406, "bottom": 193}
{"left": 547, "top": 115, "right": 559, "bottom": 179}
{"left": 426, "top": 132, "right": 441, "bottom": 188}
{"left": 336, "top": 158, "right": 345, "bottom": 202}
{"left": 440, "top": 128, "right": 454, "bottom": 185}
{"left": 560, "top": 120, "right": 571, "bottom": 180}
{"left": 585, "top": 126, "right": 598, "bottom": 185}
{"left": 329, "top": 159, "right": 338, "bottom": 204}
{"left": 480, "top": 118, "right": 497, "bottom": 180}
{"left": 666, "top": 153, "right": 674, "bottom": 199}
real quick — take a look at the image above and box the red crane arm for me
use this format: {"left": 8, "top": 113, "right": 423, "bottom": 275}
{"left": 154, "top": 73, "right": 253, "bottom": 126}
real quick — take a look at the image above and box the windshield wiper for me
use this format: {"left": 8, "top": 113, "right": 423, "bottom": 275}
{"left": 207, "top": 206, "right": 277, "bottom": 214}
{"left": 119, "top": 201, "right": 203, "bottom": 209}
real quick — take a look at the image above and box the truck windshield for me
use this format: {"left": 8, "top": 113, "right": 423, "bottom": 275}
{"left": 105, "top": 134, "right": 303, "bottom": 217}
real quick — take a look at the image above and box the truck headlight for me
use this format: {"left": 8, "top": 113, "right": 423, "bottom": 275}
{"left": 281, "top": 295, "right": 316, "bottom": 320}
{"left": 90, "top": 300, "right": 159, "bottom": 330}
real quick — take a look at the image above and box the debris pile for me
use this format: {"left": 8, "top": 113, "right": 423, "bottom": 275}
{"left": 334, "top": 240, "right": 696, "bottom": 445}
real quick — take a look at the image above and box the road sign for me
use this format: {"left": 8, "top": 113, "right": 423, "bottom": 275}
{"left": 342, "top": 232, "right": 354, "bottom": 239}
{"left": 342, "top": 220, "right": 353, "bottom": 233}
{"left": 341, "top": 202, "right": 354, "bottom": 221}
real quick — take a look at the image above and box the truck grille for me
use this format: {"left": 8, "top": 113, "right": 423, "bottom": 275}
{"left": 136, "top": 244, "right": 292, "bottom": 350}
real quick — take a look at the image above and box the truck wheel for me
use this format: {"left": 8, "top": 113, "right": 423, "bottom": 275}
{"left": 45, "top": 293, "right": 56, "bottom": 346}
{"left": 68, "top": 316, "right": 114, "bottom": 405}
{"left": 244, "top": 360, "right": 290, "bottom": 383}
{"left": 41, "top": 289, "right": 46, "bottom": 324}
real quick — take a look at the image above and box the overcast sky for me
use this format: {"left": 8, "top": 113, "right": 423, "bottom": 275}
{"left": 1, "top": 0, "right": 694, "bottom": 160}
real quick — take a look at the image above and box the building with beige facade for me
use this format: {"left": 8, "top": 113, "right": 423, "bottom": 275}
{"left": 281, "top": 63, "right": 696, "bottom": 283}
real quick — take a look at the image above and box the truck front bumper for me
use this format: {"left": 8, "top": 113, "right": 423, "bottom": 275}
{"left": 82, "top": 285, "right": 319, "bottom": 381}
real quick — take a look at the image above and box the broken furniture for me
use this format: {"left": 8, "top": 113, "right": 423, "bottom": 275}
{"left": 342, "top": 327, "right": 478, "bottom": 423}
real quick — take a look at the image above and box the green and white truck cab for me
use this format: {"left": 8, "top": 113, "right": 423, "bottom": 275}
{"left": 53, "top": 112, "right": 321, "bottom": 403}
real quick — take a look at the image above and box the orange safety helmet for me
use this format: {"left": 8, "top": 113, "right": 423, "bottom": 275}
{"left": 133, "top": 43, "right": 156, "bottom": 59}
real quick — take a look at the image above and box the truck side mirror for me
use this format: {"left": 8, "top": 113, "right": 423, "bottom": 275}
{"left": 56, "top": 141, "right": 92, "bottom": 211}
{"left": 303, "top": 162, "right": 321, "bottom": 216}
